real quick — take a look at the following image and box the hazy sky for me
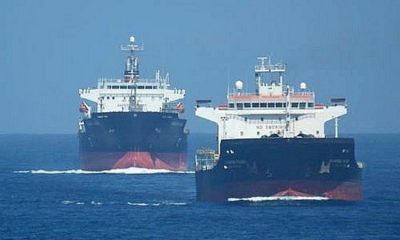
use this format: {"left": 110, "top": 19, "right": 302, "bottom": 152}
{"left": 1, "top": 0, "right": 399, "bottom": 134}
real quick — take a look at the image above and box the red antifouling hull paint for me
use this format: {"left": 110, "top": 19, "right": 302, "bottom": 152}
{"left": 80, "top": 152, "right": 187, "bottom": 171}
{"left": 196, "top": 180, "right": 362, "bottom": 201}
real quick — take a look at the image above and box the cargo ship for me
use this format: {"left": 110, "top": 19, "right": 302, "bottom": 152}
{"left": 195, "top": 57, "right": 363, "bottom": 201}
{"left": 78, "top": 36, "right": 187, "bottom": 171}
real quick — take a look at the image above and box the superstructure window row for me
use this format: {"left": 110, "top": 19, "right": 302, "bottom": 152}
{"left": 106, "top": 85, "right": 158, "bottom": 90}
{"left": 228, "top": 102, "right": 314, "bottom": 109}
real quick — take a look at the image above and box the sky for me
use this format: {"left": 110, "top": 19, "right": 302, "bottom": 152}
{"left": 0, "top": 0, "right": 399, "bottom": 134}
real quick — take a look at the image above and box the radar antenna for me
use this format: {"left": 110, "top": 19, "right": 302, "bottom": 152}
{"left": 121, "top": 36, "right": 144, "bottom": 82}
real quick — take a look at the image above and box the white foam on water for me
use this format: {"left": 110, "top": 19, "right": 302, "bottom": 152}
{"left": 62, "top": 200, "right": 86, "bottom": 205}
{"left": 61, "top": 200, "right": 75, "bottom": 205}
{"left": 228, "top": 196, "right": 329, "bottom": 202}
{"left": 127, "top": 202, "right": 149, "bottom": 206}
{"left": 14, "top": 167, "right": 194, "bottom": 175}
{"left": 127, "top": 201, "right": 188, "bottom": 207}
{"left": 62, "top": 200, "right": 187, "bottom": 207}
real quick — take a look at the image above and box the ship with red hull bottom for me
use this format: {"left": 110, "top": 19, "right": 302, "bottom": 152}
{"left": 195, "top": 57, "right": 362, "bottom": 201}
{"left": 78, "top": 36, "right": 187, "bottom": 171}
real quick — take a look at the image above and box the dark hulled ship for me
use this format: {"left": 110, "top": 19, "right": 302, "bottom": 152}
{"left": 195, "top": 57, "right": 363, "bottom": 201}
{"left": 78, "top": 36, "right": 187, "bottom": 171}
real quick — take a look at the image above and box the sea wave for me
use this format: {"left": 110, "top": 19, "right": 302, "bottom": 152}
{"left": 14, "top": 167, "right": 194, "bottom": 175}
{"left": 228, "top": 196, "right": 329, "bottom": 202}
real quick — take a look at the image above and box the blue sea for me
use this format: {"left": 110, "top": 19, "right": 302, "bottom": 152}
{"left": 0, "top": 133, "right": 399, "bottom": 239}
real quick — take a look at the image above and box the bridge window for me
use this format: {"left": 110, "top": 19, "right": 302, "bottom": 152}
{"left": 308, "top": 103, "right": 314, "bottom": 108}
{"left": 145, "top": 86, "right": 152, "bottom": 89}
{"left": 128, "top": 85, "right": 135, "bottom": 89}
{"left": 112, "top": 86, "right": 119, "bottom": 89}
{"left": 291, "top": 102, "right": 299, "bottom": 108}
{"left": 260, "top": 103, "right": 267, "bottom": 108}
{"left": 252, "top": 103, "right": 259, "bottom": 108}
{"left": 237, "top": 103, "right": 243, "bottom": 109}
{"left": 276, "top": 102, "right": 283, "bottom": 108}
{"left": 267, "top": 103, "right": 275, "bottom": 108}
{"left": 283, "top": 103, "right": 287, "bottom": 107}
{"left": 299, "top": 102, "right": 306, "bottom": 109}
{"left": 261, "top": 117, "right": 264, "bottom": 121}
{"left": 244, "top": 103, "right": 251, "bottom": 108}
{"left": 228, "top": 103, "right": 234, "bottom": 108}
{"left": 138, "top": 86, "right": 145, "bottom": 89}
{"left": 120, "top": 86, "right": 127, "bottom": 89}
{"left": 107, "top": 86, "right": 112, "bottom": 89}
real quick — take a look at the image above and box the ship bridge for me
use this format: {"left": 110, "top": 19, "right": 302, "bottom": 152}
{"left": 79, "top": 36, "right": 185, "bottom": 115}
{"left": 195, "top": 57, "right": 347, "bottom": 153}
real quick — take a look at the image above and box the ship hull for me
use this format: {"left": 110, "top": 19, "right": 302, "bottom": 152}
{"left": 196, "top": 138, "right": 362, "bottom": 201}
{"left": 79, "top": 112, "right": 187, "bottom": 171}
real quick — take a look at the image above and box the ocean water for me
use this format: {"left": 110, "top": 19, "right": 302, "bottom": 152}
{"left": 0, "top": 133, "right": 399, "bottom": 240}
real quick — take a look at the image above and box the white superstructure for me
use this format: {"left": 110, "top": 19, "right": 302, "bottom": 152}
{"left": 196, "top": 57, "right": 347, "bottom": 152}
{"left": 79, "top": 36, "right": 185, "bottom": 116}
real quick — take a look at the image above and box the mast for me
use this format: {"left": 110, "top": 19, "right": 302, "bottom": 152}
{"left": 121, "top": 36, "right": 144, "bottom": 110}
{"left": 255, "top": 57, "right": 267, "bottom": 94}
{"left": 254, "top": 56, "right": 285, "bottom": 96}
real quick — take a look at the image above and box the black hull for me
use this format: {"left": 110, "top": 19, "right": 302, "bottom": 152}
{"left": 79, "top": 112, "right": 187, "bottom": 170}
{"left": 196, "top": 138, "right": 362, "bottom": 201}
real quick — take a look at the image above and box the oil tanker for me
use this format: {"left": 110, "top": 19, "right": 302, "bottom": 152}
{"left": 78, "top": 36, "right": 187, "bottom": 171}
{"left": 195, "top": 57, "right": 362, "bottom": 201}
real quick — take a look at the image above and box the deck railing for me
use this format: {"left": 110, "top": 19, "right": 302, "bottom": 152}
{"left": 195, "top": 149, "right": 218, "bottom": 171}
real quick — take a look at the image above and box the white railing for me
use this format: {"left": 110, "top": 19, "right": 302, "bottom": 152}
{"left": 195, "top": 149, "right": 218, "bottom": 171}
{"left": 255, "top": 63, "right": 286, "bottom": 73}
{"left": 97, "top": 78, "right": 169, "bottom": 85}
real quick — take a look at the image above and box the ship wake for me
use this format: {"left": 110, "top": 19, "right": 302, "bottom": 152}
{"left": 14, "top": 167, "right": 194, "bottom": 175}
{"left": 228, "top": 196, "right": 329, "bottom": 202}
{"left": 60, "top": 200, "right": 188, "bottom": 206}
